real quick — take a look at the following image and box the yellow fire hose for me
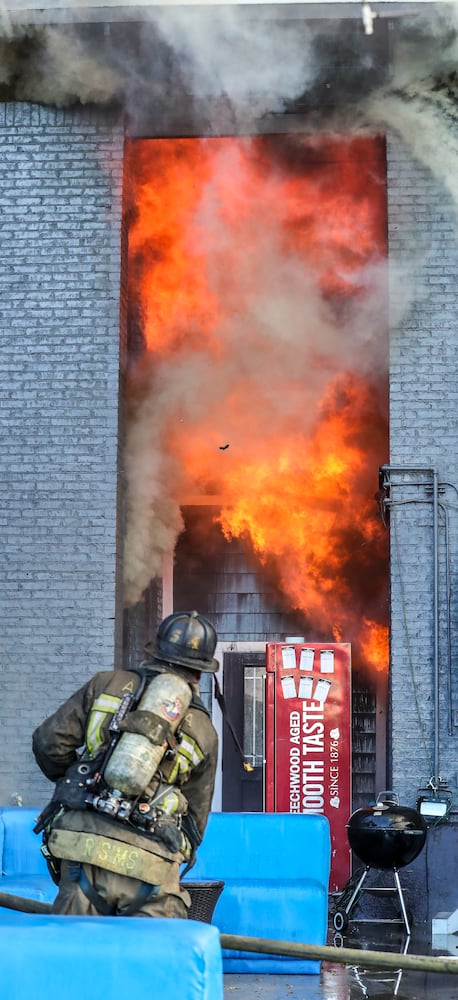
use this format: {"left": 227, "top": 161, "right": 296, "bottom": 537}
{"left": 220, "top": 933, "right": 458, "bottom": 975}
{"left": 1, "top": 892, "right": 457, "bottom": 975}
{"left": 0, "top": 891, "right": 52, "bottom": 915}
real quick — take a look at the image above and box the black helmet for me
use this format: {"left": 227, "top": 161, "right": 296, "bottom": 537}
{"left": 145, "top": 610, "right": 219, "bottom": 674}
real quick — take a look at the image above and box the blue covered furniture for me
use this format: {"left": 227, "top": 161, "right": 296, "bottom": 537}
{"left": 0, "top": 806, "right": 223, "bottom": 1000}
{"left": 0, "top": 806, "right": 56, "bottom": 903}
{"left": 183, "top": 811, "right": 331, "bottom": 973}
{"left": 0, "top": 911, "right": 223, "bottom": 1000}
{"left": 0, "top": 807, "right": 331, "bottom": 976}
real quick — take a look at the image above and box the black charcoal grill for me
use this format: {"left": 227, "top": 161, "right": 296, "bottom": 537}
{"left": 332, "top": 791, "right": 427, "bottom": 935}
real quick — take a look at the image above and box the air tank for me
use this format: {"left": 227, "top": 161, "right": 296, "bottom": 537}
{"left": 104, "top": 672, "right": 192, "bottom": 797}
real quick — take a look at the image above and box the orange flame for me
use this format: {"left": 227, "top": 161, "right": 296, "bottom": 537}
{"left": 126, "top": 133, "right": 389, "bottom": 676}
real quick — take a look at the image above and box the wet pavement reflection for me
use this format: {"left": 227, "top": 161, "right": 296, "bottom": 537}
{"left": 224, "top": 922, "right": 458, "bottom": 1000}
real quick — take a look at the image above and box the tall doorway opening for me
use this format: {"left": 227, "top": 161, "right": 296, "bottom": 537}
{"left": 123, "top": 132, "right": 390, "bottom": 811}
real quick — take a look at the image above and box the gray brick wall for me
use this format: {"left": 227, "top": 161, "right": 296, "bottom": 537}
{"left": 387, "top": 135, "right": 458, "bottom": 809}
{"left": 0, "top": 102, "right": 125, "bottom": 807}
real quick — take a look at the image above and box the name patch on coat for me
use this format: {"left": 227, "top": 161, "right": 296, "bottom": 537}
{"left": 48, "top": 828, "right": 171, "bottom": 884}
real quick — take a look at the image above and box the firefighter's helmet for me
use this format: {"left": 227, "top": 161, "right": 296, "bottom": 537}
{"left": 145, "top": 610, "right": 219, "bottom": 673}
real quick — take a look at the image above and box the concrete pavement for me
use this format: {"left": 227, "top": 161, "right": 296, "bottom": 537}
{"left": 223, "top": 921, "right": 458, "bottom": 1000}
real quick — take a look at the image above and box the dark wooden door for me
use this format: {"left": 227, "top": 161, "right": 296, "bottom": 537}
{"left": 221, "top": 652, "right": 265, "bottom": 812}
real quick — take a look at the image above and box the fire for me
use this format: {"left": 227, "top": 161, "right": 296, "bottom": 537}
{"left": 126, "top": 133, "right": 389, "bottom": 675}
{"left": 359, "top": 619, "right": 390, "bottom": 675}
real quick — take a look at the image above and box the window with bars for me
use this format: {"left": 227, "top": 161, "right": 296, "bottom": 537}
{"left": 243, "top": 664, "right": 265, "bottom": 768}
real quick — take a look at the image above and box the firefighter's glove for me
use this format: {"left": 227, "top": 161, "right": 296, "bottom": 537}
{"left": 118, "top": 711, "right": 171, "bottom": 746}
{"left": 155, "top": 816, "right": 184, "bottom": 853}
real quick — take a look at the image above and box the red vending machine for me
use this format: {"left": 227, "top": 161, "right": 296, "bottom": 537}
{"left": 265, "top": 642, "right": 352, "bottom": 893}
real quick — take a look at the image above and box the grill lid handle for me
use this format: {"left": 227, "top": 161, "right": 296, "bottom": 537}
{"left": 376, "top": 790, "right": 399, "bottom": 806}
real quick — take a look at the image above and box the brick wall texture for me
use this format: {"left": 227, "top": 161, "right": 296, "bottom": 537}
{"left": 387, "top": 135, "right": 458, "bottom": 807}
{"left": 0, "top": 102, "right": 125, "bottom": 807}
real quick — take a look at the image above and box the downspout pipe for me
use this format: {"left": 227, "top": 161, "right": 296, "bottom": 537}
{"left": 432, "top": 467, "right": 439, "bottom": 786}
{"left": 380, "top": 465, "right": 440, "bottom": 786}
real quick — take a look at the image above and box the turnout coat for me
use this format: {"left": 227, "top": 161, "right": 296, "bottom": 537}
{"left": 32, "top": 665, "right": 218, "bottom": 904}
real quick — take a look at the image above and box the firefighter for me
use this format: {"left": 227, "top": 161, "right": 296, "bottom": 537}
{"left": 32, "top": 611, "right": 219, "bottom": 917}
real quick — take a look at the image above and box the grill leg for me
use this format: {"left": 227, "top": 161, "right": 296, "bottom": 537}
{"left": 393, "top": 868, "right": 411, "bottom": 936}
{"left": 345, "top": 866, "right": 370, "bottom": 916}
{"left": 332, "top": 866, "right": 370, "bottom": 930}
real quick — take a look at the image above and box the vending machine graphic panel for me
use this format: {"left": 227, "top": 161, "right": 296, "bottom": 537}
{"left": 265, "top": 642, "right": 351, "bottom": 892}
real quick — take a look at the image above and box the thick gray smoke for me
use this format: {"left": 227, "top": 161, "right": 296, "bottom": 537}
{"left": 366, "top": 7, "right": 458, "bottom": 207}
{"left": 2, "top": 5, "right": 457, "bottom": 203}
{"left": 2, "top": 4, "right": 457, "bottom": 154}
{"left": 149, "top": 4, "right": 319, "bottom": 117}
{"left": 1, "top": 2, "right": 457, "bottom": 608}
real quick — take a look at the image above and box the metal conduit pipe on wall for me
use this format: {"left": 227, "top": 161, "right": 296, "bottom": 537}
{"left": 379, "top": 465, "right": 440, "bottom": 788}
